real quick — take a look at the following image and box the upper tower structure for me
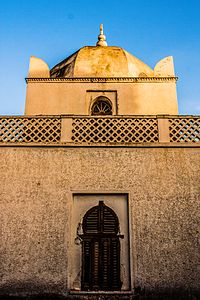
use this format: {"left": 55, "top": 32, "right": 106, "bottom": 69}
{"left": 25, "top": 25, "right": 178, "bottom": 115}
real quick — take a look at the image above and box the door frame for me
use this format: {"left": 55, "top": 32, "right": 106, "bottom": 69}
{"left": 69, "top": 191, "right": 134, "bottom": 292}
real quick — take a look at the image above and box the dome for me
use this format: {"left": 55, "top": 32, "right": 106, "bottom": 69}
{"left": 50, "top": 46, "right": 153, "bottom": 78}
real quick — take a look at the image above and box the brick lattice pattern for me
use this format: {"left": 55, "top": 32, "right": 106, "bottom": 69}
{"left": 0, "top": 116, "right": 200, "bottom": 144}
{"left": 169, "top": 118, "right": 200, "bottom": 142}
{"left": 71, "top": 118, "right": 159, "bottom": 143}
{"left": 0, "top": 117, "right": 61, "bottom": 143}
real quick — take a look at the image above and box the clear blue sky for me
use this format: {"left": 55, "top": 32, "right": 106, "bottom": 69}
{"left": 0, "top": 0, "right": 200, "bottom": 115}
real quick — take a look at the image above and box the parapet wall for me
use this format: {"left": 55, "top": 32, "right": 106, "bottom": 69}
{"left": 0, "top": 115, "right": 199, "bottom": 144}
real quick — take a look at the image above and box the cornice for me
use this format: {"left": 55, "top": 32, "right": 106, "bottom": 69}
{"left": 0, "top": 142, "right": 199, "bottom": 148}
{"left": 25, "top": 77, "right": 178, "bottom": 83}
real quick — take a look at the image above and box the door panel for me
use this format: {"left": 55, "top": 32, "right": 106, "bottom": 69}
{"left": 81, "top": 201, "right": 122, "bottom": 291}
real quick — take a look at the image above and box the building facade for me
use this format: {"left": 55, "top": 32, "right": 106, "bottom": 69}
{"left": 0, "top": 26, "right": 200, "bottom": 300}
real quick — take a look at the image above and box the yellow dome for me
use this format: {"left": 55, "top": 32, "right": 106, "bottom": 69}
{"left": 50, "top": 46, "right": 153, "bottom": 78}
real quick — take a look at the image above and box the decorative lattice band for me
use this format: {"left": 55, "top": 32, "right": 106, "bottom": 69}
{"left": 26, "top": 77, "right": 178, "bottom": 83}
{"left": 169, "top": 118, "right": 200, "bottom": 142}
{"left": 0, "top": 116, "right": 199, "bottom": 144}
{"left": 71, "top": 118, "right": 159, "bottom": 143}
{"left": 0, "top": 117, "right": 61, "bottom": 143}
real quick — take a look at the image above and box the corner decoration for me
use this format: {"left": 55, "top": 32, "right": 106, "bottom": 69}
{"left": 78, "top": 201, "right": 124, "bottom": 291}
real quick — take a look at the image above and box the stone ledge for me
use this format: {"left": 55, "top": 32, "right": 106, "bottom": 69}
{"left": 0, "top": 142, "right": 200, "bottom": 148}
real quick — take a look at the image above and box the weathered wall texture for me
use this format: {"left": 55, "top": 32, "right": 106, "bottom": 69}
{"left": 0, "top": 146, "right": 200, "bottom": 298}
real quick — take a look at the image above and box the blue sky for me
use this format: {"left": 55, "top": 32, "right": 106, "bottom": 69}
{"left": 0, "top": 0, "right": 200, "bottom": 115}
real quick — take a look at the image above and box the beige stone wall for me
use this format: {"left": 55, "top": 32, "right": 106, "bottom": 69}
{"left": 25, "top": 81, "right": 178, "bottom": 115}
{"left": 0, "top": 146, "right": 199, "bottom": 296}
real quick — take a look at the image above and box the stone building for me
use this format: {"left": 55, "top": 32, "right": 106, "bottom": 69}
{"left": 0, "top": 25, "right": 200, "bottom": 300}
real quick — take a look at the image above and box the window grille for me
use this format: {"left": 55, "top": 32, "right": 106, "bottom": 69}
{"left": 91, "top": 97, "right": 112, "bottom": 115}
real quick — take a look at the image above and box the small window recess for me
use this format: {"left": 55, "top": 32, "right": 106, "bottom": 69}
{"left": 91, "top": 96, "right": 112, "bottom": 116}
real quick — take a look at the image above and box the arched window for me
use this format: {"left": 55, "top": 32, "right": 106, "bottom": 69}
{"left": 91, "top": 96, "right": 112, "bottom": 115}
{"left": 80, "top": 201, "right": 122, "bottom": 291}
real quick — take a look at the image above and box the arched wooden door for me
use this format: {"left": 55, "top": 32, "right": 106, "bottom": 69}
{"left": 80, "top": 201, "right": 122, "bottom": 291}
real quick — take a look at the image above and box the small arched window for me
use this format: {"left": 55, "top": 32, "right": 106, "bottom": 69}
{"left": 91, "top": 96, "right": 112, "bottom": 115}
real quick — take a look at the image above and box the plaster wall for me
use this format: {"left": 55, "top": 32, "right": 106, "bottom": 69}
{"left": 0, "top": 146, "right": 199, "bottom": 297}
{"left": 25, "top": 82, "right": 178, "bottom": 115}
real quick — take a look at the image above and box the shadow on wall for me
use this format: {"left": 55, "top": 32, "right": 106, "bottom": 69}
{"left": 0, "top": 287, "right": 200, "bottom": 300}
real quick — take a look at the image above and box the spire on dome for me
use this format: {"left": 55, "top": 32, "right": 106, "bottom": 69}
{"left": 100, "top": 24, "right": 103, "bottom": 35}
{"left": 96, "top": 24, "right": 108, "bottom": 46}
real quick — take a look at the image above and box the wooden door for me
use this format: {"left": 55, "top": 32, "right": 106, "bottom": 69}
{"left": 81, "top": 201, "right": 122, "bottom": 291}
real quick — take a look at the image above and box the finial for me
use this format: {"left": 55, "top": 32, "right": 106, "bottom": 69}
{"left": 96, "top": 24, "right": 108, "bottom": 46}
{"left": 100, "top": 24, "right": 103, "bottom": 34}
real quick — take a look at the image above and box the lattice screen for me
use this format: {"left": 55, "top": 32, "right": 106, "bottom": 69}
{"left": 1, "top": 116, "right": 199, "bottom": 144}
{"left": 71, "top": 118, "right": 159, "bottom": 143}
{"left": 169, "top": 118, "right": 200, "bottom": 142}
{"left": 0, "top": 117, "right": 61, "bottom": 143}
